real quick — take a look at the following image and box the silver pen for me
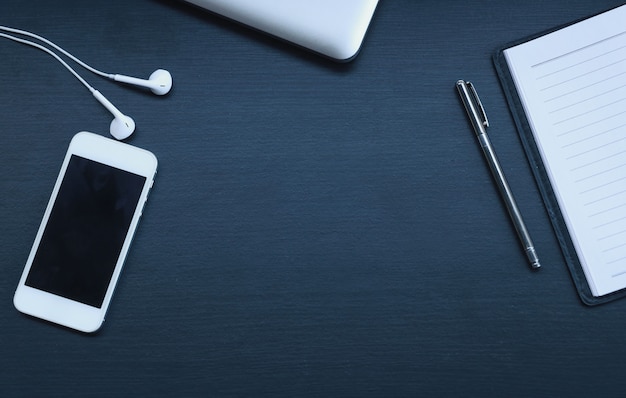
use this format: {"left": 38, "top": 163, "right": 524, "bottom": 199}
{"left": 456, "top": 80, "right": 540, "bottom": 269}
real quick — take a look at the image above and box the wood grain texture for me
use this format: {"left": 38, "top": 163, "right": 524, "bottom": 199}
{"left": 1, "top": 0, "right": 626, "bottom": 396}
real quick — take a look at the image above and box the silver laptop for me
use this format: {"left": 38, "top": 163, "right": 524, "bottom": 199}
{"left": 182, "top": 0, "right": 379, "bottom": 62}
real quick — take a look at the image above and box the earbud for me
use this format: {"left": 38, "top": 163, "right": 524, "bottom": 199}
{"left": 113, "top": 69, "right": 173, "bottom": 95}
{"left": 92, "top": 90, "right": 136, "bottom": 140}
{"left": 109, "top": 114, "right": 136, "bottom": 141}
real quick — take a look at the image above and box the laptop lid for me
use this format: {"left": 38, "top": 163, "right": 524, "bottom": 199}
{"left": 182, "top": 0, "right": 379, "bottom": 62}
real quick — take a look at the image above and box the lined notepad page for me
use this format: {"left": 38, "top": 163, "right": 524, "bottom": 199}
{"left": 504, "top": 5, "right": 626, "bottom": 296}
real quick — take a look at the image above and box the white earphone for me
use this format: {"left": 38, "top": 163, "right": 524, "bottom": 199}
{"left": 0, "top": 25, "right": 172, "bottom": 140}
{"left": 92, "top": 90, "right": 137, "bottom": 140}
{"left": 113, "top": 69, "right": 173, "bottom": 96}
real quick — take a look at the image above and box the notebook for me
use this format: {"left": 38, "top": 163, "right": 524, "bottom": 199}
{"left": 494, "top": 4, "right": 626, "bottom": 304}
{"left": 181, "top": 0, "right": 379, "bottom": 62}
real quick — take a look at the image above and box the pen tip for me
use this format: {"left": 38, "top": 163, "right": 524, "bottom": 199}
{"left": 526, "top": 248, "right": 540, "bottom": 270}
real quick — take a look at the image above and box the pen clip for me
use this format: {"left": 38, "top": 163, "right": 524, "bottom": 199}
{"left": 466, "top": 81, "right": 489, "bottom": 129}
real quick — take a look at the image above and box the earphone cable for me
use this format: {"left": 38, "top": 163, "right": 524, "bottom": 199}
{"left": 0, "top": 25, "right": 113, "bottom": 80}
{"left": 0, "top": 32, "right": 96, "bottom": 93}
{"left": 0, "top": 32, "right": 97, "bottom": 94}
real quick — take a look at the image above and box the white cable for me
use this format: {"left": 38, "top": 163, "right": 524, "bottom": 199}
{"left": 0, "top": 25, "right": 114, "bottom": 80}
{"left": 0, "top": 25, "right": 173, "bottom": 96}
{"left": 0, "top": 32, "right": 95, "bottom": 93}
{"left": 0, "top": 26, "right": 141, "bottom": 139}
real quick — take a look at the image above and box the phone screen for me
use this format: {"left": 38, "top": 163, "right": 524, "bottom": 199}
{"left": 25, "top": 155, "right": 146, "bottom": 308}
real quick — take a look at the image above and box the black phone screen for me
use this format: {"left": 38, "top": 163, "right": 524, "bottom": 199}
{"left": 25, "top": 155, "right": 146, "bottom": 308}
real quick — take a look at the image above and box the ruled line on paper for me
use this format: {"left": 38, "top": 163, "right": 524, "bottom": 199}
{"left": 598, "top": 229, "right": 626, "bottom": 241}
{"left": 579, "top": 175, "right": 626, "bottom": 194}
{"left": 587, "top": 203, "right": 626, "bottom": 218}
{"left": 603, "top": 242, "right": 626, "bottom": 252}
{"left": 537, "top": 43, "right": 626, "bottom": 79}
{"left": 549, "top": 85, "right": 626, "bottom": 114}
{"left": 530, "top": 31, "right": 626, "bottom": 68}
{"left": 608, "top": 264, "right": 626, "bottom": 278}
{"left": 566, "top": 138, "right": 626, "bottom": 161}
{"left": 554, "top": 98, "right": 626, "bottom": 125}
{"left": 574, "top": 163, "right": 626, "bottom": 183}
{"left": 556, "top": 111, "right": 626, "bottom": 137}
{"left": 562, "top": 124, "right": 626, "bottom": 148}
{"left": 582, "top": 188, "right": 626, "bottom": 207}
{"left": 540, "top": 59, "right": 626, "bottom": 91}
{"left": 594, "top": 215, "right": 626, "bottom": 229}
{"left": 543, "top": 71, "right": 626, "bottom": 103}
{"left": 569, "top": 150, "right": 626, "bottom": 172}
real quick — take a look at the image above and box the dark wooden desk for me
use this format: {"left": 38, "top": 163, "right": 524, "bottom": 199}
{"left": 1, "top": 1, "right": 625, "bottom": 396}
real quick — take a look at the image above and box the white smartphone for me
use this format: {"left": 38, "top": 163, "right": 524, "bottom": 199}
{"left": 14, "top": 132, "right": 157, "bottom": 333}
